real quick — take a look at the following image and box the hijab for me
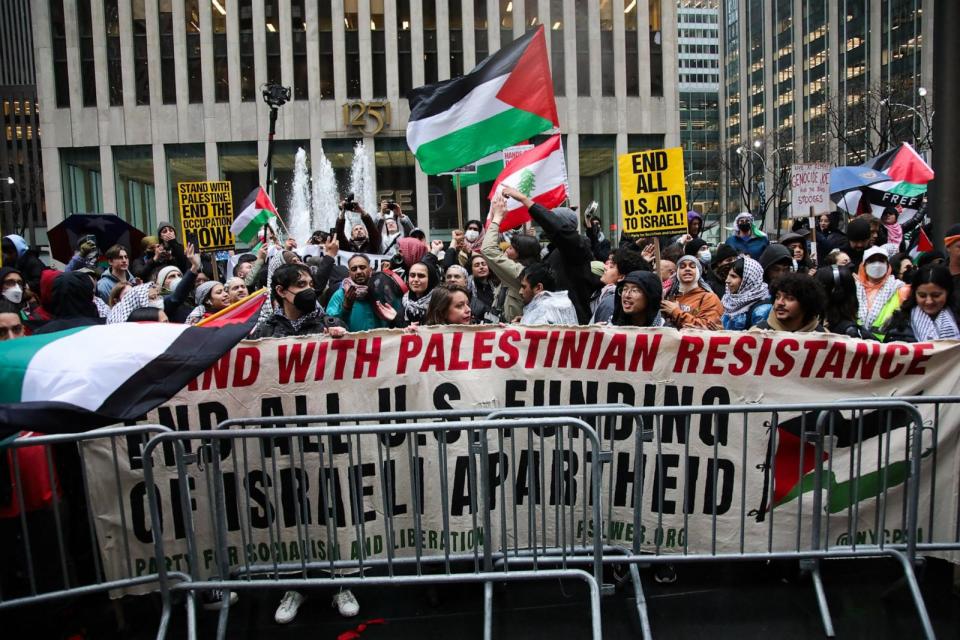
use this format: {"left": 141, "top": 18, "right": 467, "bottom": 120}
{"left": 721, "top": 256, "right": 768, "bottom": 316}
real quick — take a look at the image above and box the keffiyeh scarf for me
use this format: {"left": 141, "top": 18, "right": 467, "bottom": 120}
{"left": 911, "top": 306, "right": 959, "bottom": 341}
{"left": 721, "top": 256, "right": 768, "bottom": 316}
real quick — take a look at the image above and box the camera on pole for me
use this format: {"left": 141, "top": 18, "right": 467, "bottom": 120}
{"left": 261, "top": 82, "right": 291, "bottom": 109}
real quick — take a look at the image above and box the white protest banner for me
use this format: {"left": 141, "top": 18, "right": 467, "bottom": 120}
{"left": 331, "top": 249, "right": 391, "bottom": 272}
{"left": 791, "top": 163, "right": 831, "bottom": 217}
{"left": 503, "top": 144, "right": 535, "bottom": 167}
{"left": 82, "top": 327, "right": 960, "bottom": 594}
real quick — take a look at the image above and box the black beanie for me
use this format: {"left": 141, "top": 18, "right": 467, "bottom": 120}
{"left": 683, "top": 237, "right": 708, "bottom": 256}
{"left": 713, "top": 243, "right": 738, "bottom": 263}
{"left": 847, "top": 217, "right": 872, "bottom": 242}
{"left": 945, "top": 223, "right": 960, "bottom": 239}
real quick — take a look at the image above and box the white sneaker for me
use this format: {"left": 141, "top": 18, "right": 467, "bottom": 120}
{"left": 332, "top": 589, "right": 359, "bottom": 617}
{"left": 200, "top": 589, "right": 239, "bottom": 611}
{"left": 275, "top": 590, "right": 306, "bottom": 624}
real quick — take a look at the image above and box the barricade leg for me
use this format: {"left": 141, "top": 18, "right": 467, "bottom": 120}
{"left": 628, "top": 563, "right": 653, "bottom": 640}
{"left": 483, "top": 581, "right": 494, "bottom": 640}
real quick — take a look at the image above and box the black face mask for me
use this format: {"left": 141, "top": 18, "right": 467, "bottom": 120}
{"left": 292, "top": 288, "right": 317, "bottom": 314}
{"left": 737, "top": 221, "right": 752, "bottom": 232}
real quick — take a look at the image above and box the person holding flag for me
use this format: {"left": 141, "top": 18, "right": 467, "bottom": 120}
{"left": 499, "top": 183, "right": 599, "bottom": 324}
{"left": 945, "top": 223, "right": 960, "bottom": 290}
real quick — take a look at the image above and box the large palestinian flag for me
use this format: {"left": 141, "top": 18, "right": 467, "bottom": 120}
{"left": 0, "top": 310, "right": 261, "bottom": 435}
{"left": 406, "top": 26, "right": 559, "bottom": 175}
{"left": 837, "top": 143, "right": 934, "bottom": 224}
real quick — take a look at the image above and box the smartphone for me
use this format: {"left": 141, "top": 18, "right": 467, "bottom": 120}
{"left": 328, "top": 227, "right": 337, "bottom": 237}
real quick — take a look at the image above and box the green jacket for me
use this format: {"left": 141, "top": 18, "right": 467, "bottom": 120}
{"left": 480, "top": 221, "right": 525, "bottom": 321}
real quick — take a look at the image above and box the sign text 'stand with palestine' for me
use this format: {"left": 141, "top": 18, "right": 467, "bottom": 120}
{"left": 617, "top": 147, "right": 688, "bottom": 238}
{"left": 178, "top": 181, "right": 236, "bottom": 252}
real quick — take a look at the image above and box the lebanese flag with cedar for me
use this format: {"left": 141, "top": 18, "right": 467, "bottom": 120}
{"left": 486, "top": 135, "right": 568, "bottom": 231}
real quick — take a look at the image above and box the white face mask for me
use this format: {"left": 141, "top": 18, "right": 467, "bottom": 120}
{"left": 168, "top": 277, "right": 182, "bottom": 292}
{"left": 465, "top": 229, "right": 480, "bottom": 242}
{"left": 865, "top": 262, "right": 888, "bottom": 280}
{"left": 697, "top": 249, "right": 712, "bottom": 264}
{"left": 3, "top": 284, "right": 22, "bottom": 304}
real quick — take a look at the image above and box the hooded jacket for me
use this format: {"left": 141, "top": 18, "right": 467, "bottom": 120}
{"left": 528, "top": 203, "right": 601, "bottom": 323}
{"left": 664, "top": 256, "right": 724, "bottom": 329}
{"left": 480, "top": 221, "right": 527, "bottom": 322}
{"left": 612, "top": 271, "right": 664, "bottom": 327}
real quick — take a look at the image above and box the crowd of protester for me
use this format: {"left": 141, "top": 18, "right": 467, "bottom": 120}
{"left": 3, "top": 192, "right": 960, "bottom": 622}
{"left": 3, "top": 194, "right": 960, "bottom": 348}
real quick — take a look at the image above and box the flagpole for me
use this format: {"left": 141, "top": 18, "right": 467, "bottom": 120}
{"left": 196, "top": 288, "right": 268, "bottom": 326}
{"left": 455, "top": 174, "right": 464, "bottom": 230}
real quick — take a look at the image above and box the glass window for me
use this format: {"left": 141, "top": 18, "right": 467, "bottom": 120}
{"left": 166, "top": 144, "right": 206, "bottom": 229}
{"left": 624, "top": 0, "right": 639, "bottom": 96}
{"left": 132, "top": 0, "right": 149, "bottom": 105}
{"left": 345, "top": 1, "right": 361, "bottom": 97}
{"left": 397, "top": 1, "right": 412, "bottom": 95}
{"left": 264, "top": 0, "right": 281, "bottom": 84}
{"left": 474, "top": 0, "right": 488, "bottom": 66}
{"left": 185, "top": 0, "right": 202, "bottom": 103}
{"left": 219, "top": 142, "right": 258, "bottom": 219}
{"left": 499, "top": 0, "right": 512, "bottom": 46}
{"left": 318, "top": 1, "right": 333, "bottom": 98}
{"left": 238, "top": 0, "right": 255, "bottom": 101}
{"left": 449, "top": 1, "right": 463, "bottom": 78}
{"left": 78, "top": 0, "right": 97, "bottom": 107}
{"left": 575, "top": 2, "right": 589, "bottom": 96}
{"left": 104, "top": 0, "right": 124, "bottom": 106}
{"left": 291, "top": 0, "right": 307, "bottom": 99}
{"left": 600, "top": 0, "right": 613, "bottom": 96}
{"left": 525, "top": 0, "right": 538, "bottom": 29}
{"left": 212, "top": 0, "right": 229, "bottom": 102}
{"left": 649, "top": 0, "right": 663, "bottom": 97}
{"left": 579, "top": 135, "right": 616, "bottom": 232}
{"left": 371, "top": 0, "right": 386, "bottom": 97}
{"left": 375, "top": 138, "right": 418, "bottom": 226}
{"left": 550, "top": 0, "right": 564, "bottom": 96}
{"left": 50, "top": 0, "right": 70, "bottom": 108}
{"left": 159, "top": 1, "right": 177, "bottom": 104}
{"left": 114, "top": 145, "right": 156, "bottom": 232}
{"left": 423, "top": 1, "right": 438, "bottom": 85}
{"left": 61, "top": 147, "right": 103, "bottom": 214}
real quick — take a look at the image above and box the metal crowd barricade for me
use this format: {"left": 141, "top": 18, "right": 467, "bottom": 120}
{"left": 480, "top": 401, "right": 933, "bottom": 640}
{"left": 0, "top": 426, "right": 186, "bottom": 624}
{"left": 141, "top": 417, "right": 607, "bottom": 640}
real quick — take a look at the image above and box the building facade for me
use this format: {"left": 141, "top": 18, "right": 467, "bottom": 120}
{"left": 32, "top": 0, "right": 681, "bottom": 247}
{"left": 677, "top": 0, "right": 720, "bottom": 239}
{"left": 1, "top": 0, "right": 44, "bottom": 245}
{"left": 720, "top": 0, "right": 934, "bottom": 233}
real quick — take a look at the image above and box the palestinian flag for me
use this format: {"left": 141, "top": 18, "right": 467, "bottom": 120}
{"left": 0, "top": 310, "right": 261, "bottom": 435}
{"left": 197, "top": 288, "right": 268, "bottom": 327}
{"left": 838, "top": 143, "right": 934, "bottom": 224}
{"left": 451, "top": 151, "right": 505, "bottom": 188}
{"left": 908, "top": 227, "right": 934, "bottom": 262}
{"left": 758, "top": 407, "right": 917, "bottom": 520}
{"left": 406, "top": 26, "right": 559, "bottom": 175}
{"left": 231, "top": 187, "right": 279, "bottom": 244}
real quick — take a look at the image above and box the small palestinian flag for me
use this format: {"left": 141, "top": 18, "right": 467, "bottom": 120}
{"left": 0, "top": 310, "right": 261, "bottom": 435}
{"left": 406, "top": 26, "right": 559, "bottom": 175}
{"left": 838, "top": 143, "right": 934, "bottom": 224}
{"left": 487, "top": 135, "right": 568, "bottom": 231}
{"left": 231, "top": 187, "right": 278, "bottom": 244}
{"left": 908, "top": 227, "right": 934, "bottom": 262}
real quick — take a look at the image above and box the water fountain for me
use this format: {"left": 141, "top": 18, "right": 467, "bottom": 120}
{"left": 349, "top": 141, "right": 377, "bottom": 224}
{"left": 312, "top": 144, "right": 339, "bottom": 234}
{"left": 287, "top": 147, "right": 312, "bottom": 246}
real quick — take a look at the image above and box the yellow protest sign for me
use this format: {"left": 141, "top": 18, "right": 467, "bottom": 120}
{"left": 177, "top": 181, "right": 235, "bottom": 252}
{"left": 617, "top": 147, "right": 687, "bottom": 237}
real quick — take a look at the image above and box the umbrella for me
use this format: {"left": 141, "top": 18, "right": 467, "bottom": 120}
{"left": 47, "top": 213, "right": 148, "bottom": 263}
{"left": 829, "top": 166, "right": 892, "bottom": 198}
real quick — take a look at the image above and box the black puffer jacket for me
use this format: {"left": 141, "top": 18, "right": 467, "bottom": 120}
{"left": 252, "top": 308, "right": 346, "bottom": 339}
{"left": 528, "top": 203, "right": 601, "bottom": 324}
